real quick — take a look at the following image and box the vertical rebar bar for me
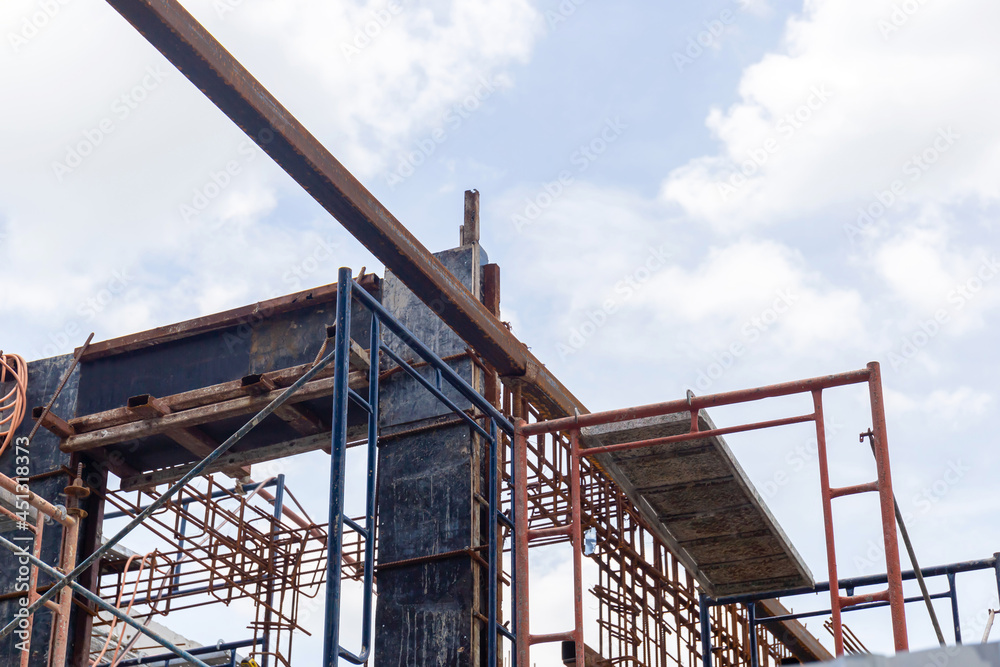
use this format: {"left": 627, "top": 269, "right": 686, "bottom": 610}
{"left": 262, "top": 473, "right": 285, "bottom": 667}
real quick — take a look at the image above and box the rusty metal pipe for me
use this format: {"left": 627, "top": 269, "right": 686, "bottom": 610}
{"left": 527, "top": 526, "right": 572, "bottom": 541}
{"left": 50, "top": 515, "right": 80, "bottom": 667}
{"left": 0, "top": 473, "right": 75, "bottom": 528}
{"left": 582, "top": 413, "right": 816, "bottom": 457}
{"left": 0, "top": 505, "right": 34, "bottom": 530}
{"left": 812, "top": 389, "right": 844, "bottom": 656}
{"left": 514, "top": 420, "right": 530, "bottom": 667}
{"left": 521, "top": 367, "right": 870, "bottom": 436}
{"left": 840, "top": 589, "right": 889, "bottom": 609}
{"left": 829, "top": 481, "right": 880, "bottom": 499}
{"left": 570, "top": 429, "right": 585, "bottom": 667}
{"left": 529, "top": 631, "right": 576, "bottom": 645}
{"left": 867, "top": 362, "right": 908, "bottom": 652}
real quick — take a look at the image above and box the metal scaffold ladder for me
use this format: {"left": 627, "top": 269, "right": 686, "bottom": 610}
{"left": 811, "top": 363, "right": 908, "bottom": 656}
{"left": 324, "top": 268, "right": 518, "bottom": 667}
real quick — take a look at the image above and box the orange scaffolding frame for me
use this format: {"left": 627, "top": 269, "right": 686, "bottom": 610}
{"left": 513, "top": 361, "right": 908, "bottom": 664}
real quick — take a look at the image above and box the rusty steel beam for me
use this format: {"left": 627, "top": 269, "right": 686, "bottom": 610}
{"left": 77, "top": 275, "right": 378, "bottom": 361}
{"left": 102, "top": 0, "right": 584, "bottom": 420}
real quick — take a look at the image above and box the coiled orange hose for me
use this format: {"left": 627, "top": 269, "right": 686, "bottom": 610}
{"left": 0, "top": 351, "right": 28, "bottom": 459}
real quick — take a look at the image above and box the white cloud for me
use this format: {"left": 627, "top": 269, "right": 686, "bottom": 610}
{"left": 189, "top": 0, "right": 541, "bottom": 176}
{"left": 495, "top": 182, "right": 867, "bottom": 371}
{"left": 0, "top": 0, "right": 543, "bottom": 355}
{"left": 661, "top": 0, "right": 1000, "bottom": 232}
{"left": 886, "top": 385, "right": 992, "bottom": 424}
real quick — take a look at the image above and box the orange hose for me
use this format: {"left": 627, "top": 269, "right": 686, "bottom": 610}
{"left": 0, "top": 352, "right": 28, "bottom": 459}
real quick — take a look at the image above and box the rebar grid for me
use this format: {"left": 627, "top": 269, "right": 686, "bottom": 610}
{"left": 96, "top": 476, "right": 330, "bottom": 665}
{"left": 503, "top": 385, "right": 794, "bottom": 667}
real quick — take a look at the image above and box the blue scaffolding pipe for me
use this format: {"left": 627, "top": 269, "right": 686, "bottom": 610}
{"left": 323, "top": 268, "right": 355, "bottom": 667}
{"left": 702, "top": 552, "right": 1000, "bottom": 667}
{"left": 378, "top": 341, "right": 495, "bottom": 442}
{"left": 323, "top": 270, "right": 518, "bottom": 667}
{"left": 350, "top": 276, "right": 514, "bottom": 434}
{"left": 709, "top": 555, "right": 999, "bottom": 606}
{"left": 756, "top": 591, "right": 954, "bottom": 624}
{"left": 98, "top": 637, "right": 262, "bottom": 667}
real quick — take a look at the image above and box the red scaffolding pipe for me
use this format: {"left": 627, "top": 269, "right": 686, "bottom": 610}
{"left": 513, "top": 362, "right": 908, "bottom": 663}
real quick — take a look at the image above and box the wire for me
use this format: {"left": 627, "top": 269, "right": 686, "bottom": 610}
{"left": 0, "top": 351, "right": 28, "bottom": 459}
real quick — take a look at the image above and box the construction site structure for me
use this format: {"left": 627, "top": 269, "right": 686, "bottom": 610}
{"left": 1, "top": 1, "right": 998, "bottom": 666}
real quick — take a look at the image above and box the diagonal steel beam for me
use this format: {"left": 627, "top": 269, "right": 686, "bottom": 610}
{"left": 103, "top": 0, "right": 585, "bottom": 419}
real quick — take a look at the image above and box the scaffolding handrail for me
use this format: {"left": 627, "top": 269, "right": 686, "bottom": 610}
{"left": 514, "top": 362, "right": 909, "bottom": 665}
{"left": 703, "top": 552, "right": 1000, "bottom": 666}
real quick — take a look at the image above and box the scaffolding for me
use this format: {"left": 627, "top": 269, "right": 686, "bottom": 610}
{"left": 0, "top": 0, "right": 985, "bottom": 664}
{"left": 511, "top": 363, "right": 911, "bottom": 665}
{"left": 1, "top": 272, "right": 824, "bottom": 667}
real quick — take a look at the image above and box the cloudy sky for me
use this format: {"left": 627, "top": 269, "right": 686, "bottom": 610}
{"left": 2, "top": 0, "right": 999, "bottom": 660}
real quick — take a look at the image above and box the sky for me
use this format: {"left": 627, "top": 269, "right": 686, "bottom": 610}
{"left": 2, "top": 0, "right": 999, "bottom": 661}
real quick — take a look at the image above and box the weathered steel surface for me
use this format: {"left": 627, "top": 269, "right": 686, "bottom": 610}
{"left": 375, "top": 245, "right": 485, "bottom": 667}
{"left": 62, "top": 286, "right": 376, "bottom": 479}
{"left": 78, "top": 276, "right": 377, "bottom": 361}
{"left": 102, "top": 0, "right": 583, "bottom": 420}
{"left": 580, "top": 411, "right": 812, "bottom": 597}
